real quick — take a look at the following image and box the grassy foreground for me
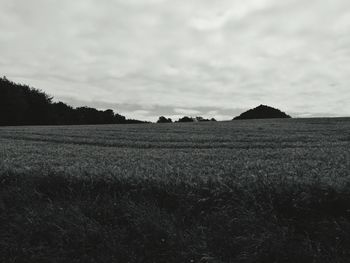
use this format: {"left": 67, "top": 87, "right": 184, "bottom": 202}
{"left": 1, "top": 170, "right": 350, "bottom": 262}
{"left": 1, "top": 119, "right": 350, "bottom": 262}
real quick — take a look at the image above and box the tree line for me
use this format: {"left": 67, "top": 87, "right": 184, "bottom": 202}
{"left": 0, "top": 77, "right": 147, "bottom": 126}
{"left": 157, "top": 116, "right": 216, "bottom": 123}
{"left": 0, "top": 77, "right": 219, "bottom": 126}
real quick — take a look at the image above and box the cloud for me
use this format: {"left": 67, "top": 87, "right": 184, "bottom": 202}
{"left": 1, "top": 0, "right": 350, "bottom": 120}
{"left": 174, "top": 108, "right": 201, "bottom": 115}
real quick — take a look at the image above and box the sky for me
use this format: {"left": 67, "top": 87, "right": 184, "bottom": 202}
{"left": 1, "top": 0, "right": 350, "bottom": 121}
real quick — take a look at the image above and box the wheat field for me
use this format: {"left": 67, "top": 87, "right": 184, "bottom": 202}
{"left": 1, "top": 118, "right": 350, "bottom": 262}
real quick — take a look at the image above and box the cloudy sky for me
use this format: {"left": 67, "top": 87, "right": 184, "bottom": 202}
{"left": 1, "top": 0, "right": 350, "bottom": 121}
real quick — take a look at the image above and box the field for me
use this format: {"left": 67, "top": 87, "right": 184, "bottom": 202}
{"left": 1, "top": 118, "right": 350, "bottom": 262}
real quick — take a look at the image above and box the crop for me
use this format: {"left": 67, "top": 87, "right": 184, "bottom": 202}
{"left": 1, "top": 118, "right": 350, "bottom": 262}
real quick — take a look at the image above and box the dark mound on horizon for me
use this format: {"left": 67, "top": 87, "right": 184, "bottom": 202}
{"left": 234, "top": 105, "right": 291, "bottom": 120}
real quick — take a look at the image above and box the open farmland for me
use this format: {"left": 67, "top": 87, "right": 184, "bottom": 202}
{"left": 1, "top": 118, "right": 350, "bottom": 262}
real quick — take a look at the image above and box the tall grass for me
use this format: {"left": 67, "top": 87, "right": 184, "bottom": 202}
{"left": 1, "top": 169, "right": 350, "bottom": 262}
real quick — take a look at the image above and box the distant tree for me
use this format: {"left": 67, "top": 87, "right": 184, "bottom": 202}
{"left": 194, "top": 116, "right": 216, "bottom": 122}
{"left": 0, "top": 77, "right": 28, "bottom": 125}
{"left": 51, "top": 102, "right": 75, "bottom": 124}
{"left": 114, "top": 113, "right": 127, "bottom": 124}
{"left": 24, "top": 87, "right": 53, "bottom": 125}
{"left": 177, "top": 116, "right": 194, "bottom": 123}
{"left": 0, "top": 77, "right": 52, "bottom": 125}
{"left": 75, "top": 107, "right": 100, "bottom": 124}
{"left": 157, "top": 116, "right": 172, "bottom": 123}
{"left": 101, "top": 109, "right": 115, "bottom": 124}
{"left": 0, "top": 77, "right": 148, "bottom": 126}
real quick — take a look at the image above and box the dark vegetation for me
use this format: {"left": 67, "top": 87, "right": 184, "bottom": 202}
{"left": 234, "top": 105, "right": 291, "bottom": 120}
{"left": 177, "top": 116, "right": 195, "bottom": 123}
{"left": 157, "top": 116, "right": 173, "bottom": 123}
{"left": 1, "top": 77, "right": 293, "bottom": 126}
{"left": 1, "top": 77, "right": 219, "bottom": 126}
{"left": 1, "top": 119, "right": 350, "bottom": 262}
{"left": 1, "top": 171, "right": 350, "bottom": 263}
{"left": 176, "top": 116, "right": 217, "bottom": 123}
{"left": 194, "top": 117, "right": 217, "bottom": 122}
{"left": 0, "top": 77, "right": 146, "bottom": 126}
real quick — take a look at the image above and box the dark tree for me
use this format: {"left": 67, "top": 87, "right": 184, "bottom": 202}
{"left": 51, "top": 102, "right": 76, "bottom": 125}
{"left": 101, "top": 109, "right": 115, "bottom": 124}
{"left": 177, "top": 116, "right": 194, "bottom": 123}
{"left": 0, "top": 77, "right": 28, "bottom": 125}
{"left": 157, "top": 116, "right": 172, "bottom": 123}
{"left": 0, "top": 77, "right": 52, "bottom": 125}
{"left": 114, "top": 113, "right": 127, "bottom": 123}
{"left": 75, "top": 107, "right": 101, "bottom": 124}
{"left": 195, "top": 116, "right": 205, "bottom": 122}
{"left": 24, "top": 87, "right": 53, "bottom": 125}
{"left": 194, "top": 116, "right": 216, "bottom": 122}
{"left": 0, "top": 77, "right": 147, "bottom": 126}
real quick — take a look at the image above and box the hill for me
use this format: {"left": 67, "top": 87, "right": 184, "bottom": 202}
{"left": 234, "top": 105, "right": 291, "bottom": 120}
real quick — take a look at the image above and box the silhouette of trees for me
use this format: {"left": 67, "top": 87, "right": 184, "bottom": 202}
{"left": 157, "top": 116, "right": 172, "bottom": 123}
{"left": 0, "top": 77, "right": 147, "bottom": 126}
{"left": 0, "top": 77, "right": 52, "bottom": 125}
{"left": 114, "top": 113, "right": 127, "bottom": 123}
{"left": 102, "top": 109, "right": 115, "bottom": 124}
{"left": 51, "top": 102, "right": 76, "bottom": 125}
{"left": 25, "top": 87, "right": 53, "bottom": 125}
{"left": 233, "top": 105, "right": 291, "bottom": 120}
{"left": 195, "top": 116, "right": 216, "bottom": 122}
{"left": 177, "top": 116, "right": 194, "bottom": 123}
{"left": 1, "top": 77, "right": 224, "bottom": 126}
{"left": 176, "top": 116, "right": 217, "bottom": 123}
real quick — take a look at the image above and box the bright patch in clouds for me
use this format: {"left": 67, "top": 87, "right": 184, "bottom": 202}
{"left": 1, "top": 0, "right": 350, "bottom": 121}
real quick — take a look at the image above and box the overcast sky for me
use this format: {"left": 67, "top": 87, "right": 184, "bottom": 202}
{"left": 1, "top": 0, "right": 350, "bottom": 121}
